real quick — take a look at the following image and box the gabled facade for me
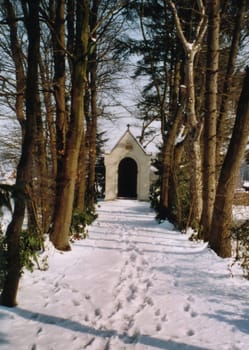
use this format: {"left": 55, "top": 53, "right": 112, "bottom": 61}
{"left": 104, "top": 126, "right": 152, "bottom": 201}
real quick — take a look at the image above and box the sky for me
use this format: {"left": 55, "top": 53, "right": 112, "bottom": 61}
{"left": 1, "top": 199, "right": 249, "bottom": 350}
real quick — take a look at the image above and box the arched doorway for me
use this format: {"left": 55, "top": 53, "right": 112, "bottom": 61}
{"left": 118, "top": 157, "right": 137, "bottom": 198}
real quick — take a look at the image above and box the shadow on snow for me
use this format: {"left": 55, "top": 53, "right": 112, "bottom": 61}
{"left": 6, "top": 307, "right": 210, "bottom": 350}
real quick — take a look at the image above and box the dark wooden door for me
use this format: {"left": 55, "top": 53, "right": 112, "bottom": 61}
{"left": 118, "top": 157, "right": 137, "bottom": 198}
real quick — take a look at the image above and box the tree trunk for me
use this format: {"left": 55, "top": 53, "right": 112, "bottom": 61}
{"left": 39, "top": 55, "right": 57, "bottom": 231}
{"left": 169, "top": 0, "right": 207, "bottom": 227}
{"left": 1, "top": 0, "right": 40, "bottom": 307}
{"left": 3, "top": 0, "right": 25, "bottom": 134}
{"left": 201, "top": 0, "right": 220, "bottom": 240}
{"left": 210, "top": 67, "right": 249, "bottom": 258}
{"left": 171, "top": 135, "right": 187, "bottom": 228}
{"left": 66, "top": 0, "right": 74, "bottom": 77}
{"left": 160, "top": 104, "right": 184, "bottom": 217}
{"left": 159, "top": 57, "right": 182, "bottom": 215}
{"left": 185, "top": 52, "right": 204, "bottom": 225}
{"left": 51, "top": 0, "right": 67, "bottom": 177}
{"left": 34, "top": 99, "right": 49, "bottom": 233}
{"left": 216, "top": 0, "right": 247, "bottom": 168}
{"left": 87, "top": 0, "right": 99, "bottom": 209}
{"left": 49, "top": 0, "right": 89, "bottom": 250}
{"left": 74, "top": 133, "right": 87, "bottom": 211}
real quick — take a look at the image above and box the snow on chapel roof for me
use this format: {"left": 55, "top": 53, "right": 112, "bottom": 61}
{"left": 105, "top": 124, "right": 150, "bottom": 155}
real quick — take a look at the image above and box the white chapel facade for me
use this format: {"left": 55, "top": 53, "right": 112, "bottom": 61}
{"left": 104, "top": 126, "right": 152, "bottom": 201}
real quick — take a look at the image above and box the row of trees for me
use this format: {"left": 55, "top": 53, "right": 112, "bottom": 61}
{"left": 0, "top": 0, "right": 125, "bottom": 307}
{"left": 0, "top": 0, "right": 248, "bottom": 307}
{"left": 121, "top": 0, "right": 249, "bottom": 256}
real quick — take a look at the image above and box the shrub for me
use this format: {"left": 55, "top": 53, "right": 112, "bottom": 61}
{"left": 19, "top": 229, "right": 44, "bottom": 273}
{"left": 70, "top": 207, "right": 98, "bottom": 240}
{"left": 232, "top": 220, "right": 249, "bottom": 278}
{"left": 0, "top": 226, "right": 7, "bottom": 291}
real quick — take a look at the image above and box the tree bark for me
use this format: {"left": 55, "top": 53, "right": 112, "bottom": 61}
{"left": 1, "top": 0, "right": 40, "bottom": 306}
{"left": 201, "top": 0, "right": 220, "bottom": 240}
{"left": 168, "top": 0, "right": 207, "bottom": 226}
{"left": 51, "top": 0, "right": 67, "bottom": 177}
{"left": 3, "top": 0, "right": 25, "bottom": 134}
{"left": 216, "top": 0, "right": 247, "bottom": 167}
{"left": 87, "top": 0, "right": 99, "bottom": 209}
{"left": 185, "top": 51, "right": 204, "bottom": 225}
{"left": 49, "top": 0, "right": 89, "bottom": 250}
{"left": 140, "top": 1, "right": 174, "bottom": 218}
{"left": 210, "top": 67, "right": 249, "bottom": 258}
{"left": 74, "top": 133, "right": 87, "bottom": 211}
{"left": 39, "top": 54, "right": 57, "bottom": 231}
{"left": 160, "top": 102, "right": 184, "bottom": 216}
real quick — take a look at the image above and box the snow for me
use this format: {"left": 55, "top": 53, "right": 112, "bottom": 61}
{"left": 1, "top": 199, "right": 249, "bottom": 350}
{"left": 242, "top": 181, "right": 249, "bottom": 188}
{"left": 233, "top": 205, "right": 249, "bottom": 223}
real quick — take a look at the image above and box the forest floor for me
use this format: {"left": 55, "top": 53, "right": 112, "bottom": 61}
{"left": 1, "top": 199, "right": 249, "bottom": 349}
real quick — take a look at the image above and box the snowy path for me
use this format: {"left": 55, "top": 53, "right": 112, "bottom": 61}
{"left": 1, "top": 199, "right": 249, "bottom": 349}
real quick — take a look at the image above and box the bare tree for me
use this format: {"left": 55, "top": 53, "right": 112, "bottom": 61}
{"left": 49, "top": 0, "right": 90, "bottom": 250}
{"left": 200, "top": 0, "right": 220, "bottom": 240}
{"left": 210, "top": 67, "right": 249, "bottom": 258}
{"left": 0, "top": 0, "right": 40, "bottom": 307}
{"left": 168, "top": 0, "right": 208, "bottom": 226}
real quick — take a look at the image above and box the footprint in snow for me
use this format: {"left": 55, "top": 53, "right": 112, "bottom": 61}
{"left": 36, "top": 327, "right": 42, "bottom": 335}
{"left": 115, "top": 300, "right": 123, "bottom": 311}
{"left": 187, "top": 329, "right": 195, "bottom": 336}
{"left": 143, "top": 278, "right": 153, "bottom": 289}
{"left": 72, "top": 299, "right": 80, "bottom": 306}
{"left": 43, "top": 301, "right": 49, "bottom": 308}
{"left": 83, "top": 337, "right": 95, "bottom": 348}
{"left": 130, "top": 252, "right": 137, "bottom": 262}
{"left": 144, "top": 296, "right": 154, "bottom": 306}
{"left": 104, "top": 339, "right": 110, "bottom": 350}
{"left": 136, "top": 266, "right": 142, "bottom": 273}
{"left": 187, "top": 295, "right": 195, "bottom": 302}
{"left": 127, "top": 284, "right": 138, "bottom": 301}
{"left": 71, "top": 335, "right": 78, "bottom": 342}
{"left": 184, "top": 302, "right": 198, "bottom": 317}
{"left": 122, "top": 329, "right": 140, "bottom": 344}
{"left": 94, "top": 308, "right": 102, "bottom": 318}
{"left": 128, "top": 272, "right": 133, "bottom": 279}
{"left": 53, "top": 282, "right": 61, "bottom": 294}
{"left": 184, "top": 303, "right": 191, "bottom": 312}
{"left": 107, "top": 300, "right": 123, "bottom": 319}
{"left": 125, "top": 318, "right": 135, "bottom": 331}
{"left": 161, "top": 313, "right": 168, "bottom": 322}
{"left": 141, "top": 257, "right": 149, "bottom": 266}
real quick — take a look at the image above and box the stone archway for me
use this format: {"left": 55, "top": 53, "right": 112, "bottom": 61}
{"left": 118, "top": 157, "right": 137, "bottom": 198}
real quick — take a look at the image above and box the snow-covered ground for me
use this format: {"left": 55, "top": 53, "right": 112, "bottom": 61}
{"left": 1, "top": 199, "right": 249, "bottom": 350}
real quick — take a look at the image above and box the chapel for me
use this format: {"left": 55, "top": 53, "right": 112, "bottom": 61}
{"left": 104, "top": 126, "right": 152, "bottom": 201}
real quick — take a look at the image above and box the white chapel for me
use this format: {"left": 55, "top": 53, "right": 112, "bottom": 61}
{"left": 104, "top": 126, "right": 152, "bottom": 201}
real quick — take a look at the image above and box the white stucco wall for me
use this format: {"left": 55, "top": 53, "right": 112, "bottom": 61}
{"left": 104, "top": 130, "right": 151, "bottom": 201}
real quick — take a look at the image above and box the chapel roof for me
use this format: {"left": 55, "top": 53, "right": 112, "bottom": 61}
{"left": 107, "top": 124, "right": 149, "bottom": 155}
